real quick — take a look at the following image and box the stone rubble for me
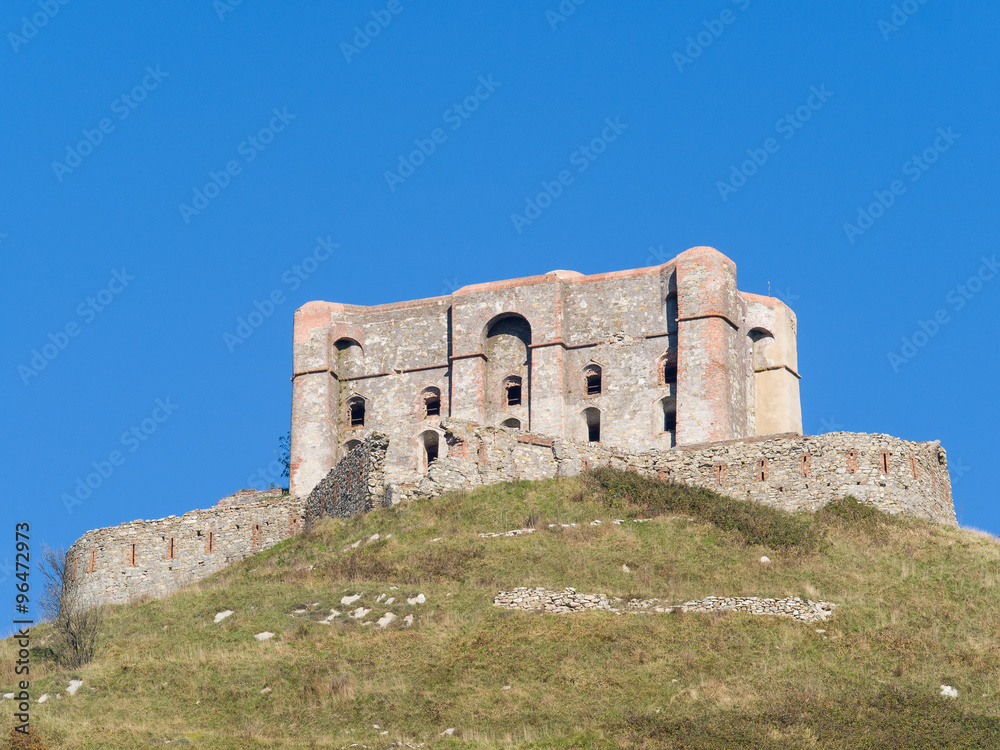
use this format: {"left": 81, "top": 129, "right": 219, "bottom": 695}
{"left": 479, "top": 528, "right": 536, "bottom": 538}
{"left": 214, "top": 610, "right": 233, "bottom": 623}
{"left": 493, "top": 587, "right": 836, "bottom": 623}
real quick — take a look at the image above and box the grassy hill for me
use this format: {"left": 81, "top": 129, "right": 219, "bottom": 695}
{"left": 5, "top": 470, "right": 1000, "bottom": 749}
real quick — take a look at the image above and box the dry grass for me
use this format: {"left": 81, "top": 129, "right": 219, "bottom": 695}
{"left": 3, "top": 473, "right": 1000, "bottom": 748}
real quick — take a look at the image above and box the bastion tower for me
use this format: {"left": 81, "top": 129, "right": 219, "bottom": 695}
{"left": 289, "top": 246, "right": 802, "bottom": 496}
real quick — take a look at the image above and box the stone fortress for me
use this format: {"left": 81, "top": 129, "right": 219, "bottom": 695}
{"left": 66, "top": 246, "right": 955, "bottom": 608}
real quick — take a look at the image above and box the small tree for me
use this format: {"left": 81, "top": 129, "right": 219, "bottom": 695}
{"left": 278, "top": 430, "right": 291, "bottom": 479}
{"left": 39, "top": 545, "right": 103, "bottom": 669}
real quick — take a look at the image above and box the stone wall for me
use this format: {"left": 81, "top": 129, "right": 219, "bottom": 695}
{"left": 65, "top": 495, "right": 307, "bottom": 608}
{"left": 289, "top": 247, "right": 803, "bottom": 497}
{"left": 65, "top": 421, "right": 954, "bottom": 610}
{"left": 304, "top": 432, "right": 389, "bottom": 521}
{"left": 399, "top": 421, "right": 955, "bottom": 525}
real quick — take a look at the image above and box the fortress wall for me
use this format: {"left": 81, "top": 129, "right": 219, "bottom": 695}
{"left": 407, "top": 422, "right": 955, "bottom": 526}
{"left": 66, "top": 424, "right": 955, "bottom": 610}
{"left": 65, "top": 495, "right": 307, "bottom": 608}
{"left": 305, "top": 432, "right": 389, "bottom": 520}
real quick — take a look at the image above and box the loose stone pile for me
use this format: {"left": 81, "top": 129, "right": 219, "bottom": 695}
{"left": 664, "top": 595, "right": 834, "bottom": 623}
{"left": 494, "top": 588, "right": 836, "bottom": 623}
{"left": 493, "top": 587, "right": 618, "bottom": 613}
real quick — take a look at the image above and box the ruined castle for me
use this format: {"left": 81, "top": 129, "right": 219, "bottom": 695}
{"left": 65, "top": 246, "right": 955, "bottom": 608}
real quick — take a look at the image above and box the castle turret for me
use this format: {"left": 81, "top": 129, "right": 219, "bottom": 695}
{"left": 674, "top": 246, "right": 744, "bottom": 444}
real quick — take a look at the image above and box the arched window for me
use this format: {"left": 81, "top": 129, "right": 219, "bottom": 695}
{"left": 500, "top": 418, "right": 521, "bottom": 429}
{"left": 334, "top": 338, "right": 364, "bottom": 378}
{"left": 748, "top": 328, "right": 775, "bottom": 370}
{"left": 421, "top": 387, "right": 441, "bottom": 418}
{"left": 417, "top": 430, "right": 440, "bottom": 474}
{"left": 343, "top": 439, "right": 362, "bottom": 454}
{"left": 503, "top": 376, "right": 522, "bottom": 406}
{"left": 657, "top": 352, "right": 677, "bottom": 386}
{"left": 584, "top": 365, "right": 602, "bottom": 396}
{"left": 346, "top": 396, "right": 366, "bottom": 427}
{"left": 582, "top": 407, "right": 601, "bottom": 442}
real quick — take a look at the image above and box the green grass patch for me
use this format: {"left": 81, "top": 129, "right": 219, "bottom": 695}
{"left": 3, "top": 474, "right": 998, "bottom": 748}
{"left": 586, "top": 467, "right": 824, "bottom": 553}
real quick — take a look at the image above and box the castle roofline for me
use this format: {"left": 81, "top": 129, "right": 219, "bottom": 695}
{"left": 295, "top": 246, "right": 735, "bottom": 316}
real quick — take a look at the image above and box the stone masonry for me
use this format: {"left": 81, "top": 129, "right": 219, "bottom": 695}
{"left": 304, "top": 432, "right": 389, "bottom": 522}
{"left": 290, "top": 246, "right": 803, "bottom": 497}
{"left": 401, "top": 420, "right": 955, "bottom": 525}
{"left": 62, "top": 249, "right": 956, "bottom": 610}
{"left": 65, "top": 495, "right": 307, "bottom": 608}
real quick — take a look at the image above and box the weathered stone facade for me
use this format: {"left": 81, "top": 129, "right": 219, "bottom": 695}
{"left": 62, "top": 248, "right": 956, "bottom": 611}
{"left": 65, "top": 495, "right": 307, "bottom": 608}
{"left": 304, "top": 432, "right": 389, "bottom": 522}
{"left": 290, "top": 246, "right": 803, "bottom": 497}
{"left": 400, "top": 421, "right": 955, "bottom": 525}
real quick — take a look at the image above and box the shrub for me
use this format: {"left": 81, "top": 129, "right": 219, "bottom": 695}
{"left": 585, "top": 467, "right": 823, "bottom": 553}
{"left": 5, "top": 726, "right": 47, "bottom": 750}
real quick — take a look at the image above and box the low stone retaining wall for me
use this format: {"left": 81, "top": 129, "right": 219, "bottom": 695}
{"left": 404, "top": 421, "right": 955, "bottom": 525}
{"left": 493, "top": 587, "right": 836, "bottom": 623}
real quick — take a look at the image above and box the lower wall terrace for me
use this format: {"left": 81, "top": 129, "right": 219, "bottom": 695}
{"left": 401, "top": 421, "right": 955, "bottom": 525}
{"left": 65, "top": 421, "right": 955, "bottom": 610}
{"left": 66, "top": 495, "right": 307, "bottom": 608}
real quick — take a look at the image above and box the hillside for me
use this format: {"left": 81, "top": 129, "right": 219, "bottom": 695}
{"left": 5, "top": 471, "right": 1000, "bottom": 749}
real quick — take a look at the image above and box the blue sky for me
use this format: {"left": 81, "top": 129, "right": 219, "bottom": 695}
{"left": 2, "top": 1, "right": 998, "bottom": 618}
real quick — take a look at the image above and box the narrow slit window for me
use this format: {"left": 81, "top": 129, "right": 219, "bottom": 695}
{"left": 347, "top": 397, "right": 365, "bottom": 426}
{"left": 584, "top": 366, "right": 602, "bottom": 395}
{"left": 583, "top": 408, "right": 601, "bottom": 443}
{"left": 129, "top": 543, "right": 137, "bottom": 567}
{"left": 663, "top": 409, "right": 676, "bottom": 433}
{"left": 425, "top": 393, "right": 441, "bottom": 417}
{"left": 663, "top": 361, "right": 677, "bottom": 384}
{"left": 207, "top": 531, "right": 215, "bottom": 554}
{"left": 504, "top": 377, "right": 522, "bottom": 406}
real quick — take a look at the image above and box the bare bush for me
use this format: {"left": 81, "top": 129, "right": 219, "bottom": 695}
{"left": 39, "top": 545, "right": 104, "bottom": 668}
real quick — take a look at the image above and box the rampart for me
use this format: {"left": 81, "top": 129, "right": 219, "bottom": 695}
{"left": 64, "top": 424, "right": 955, "bottom": 609}
{"left": 400, "top": 421, "right": 955, "bottom": 525}
{"left": 65, "top": 494, "right": 307, "bottom": 608}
